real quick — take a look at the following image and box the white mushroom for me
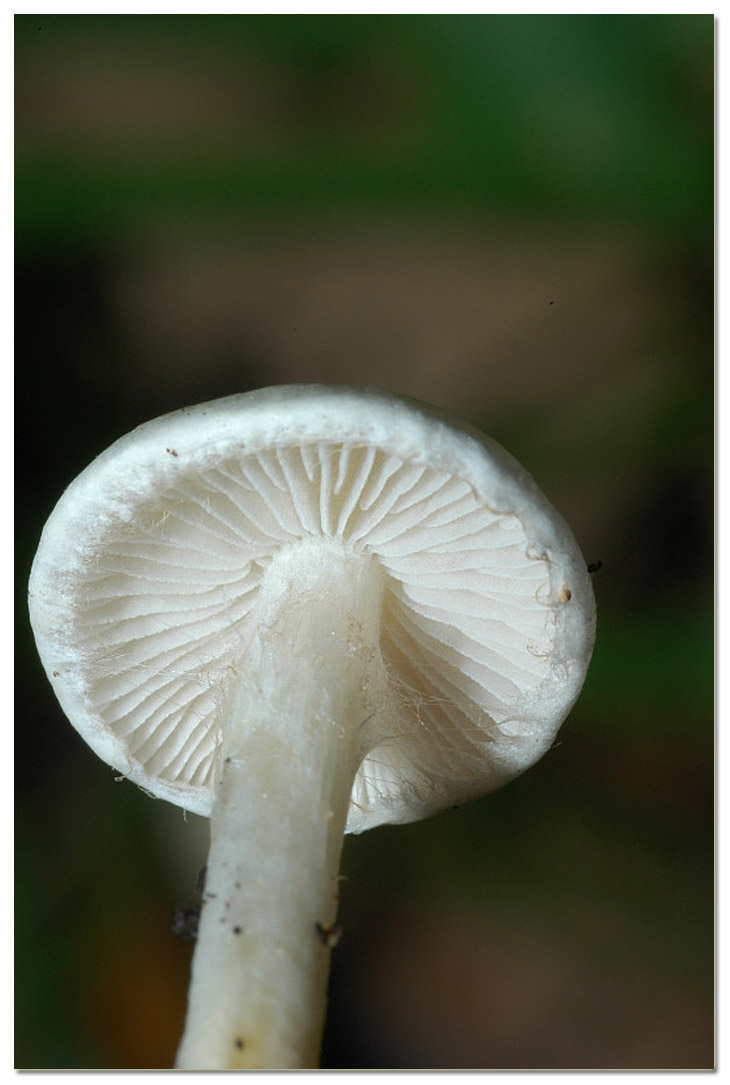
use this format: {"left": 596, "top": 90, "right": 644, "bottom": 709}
{"left": 28, "top": 385, "right": 595, "bottom": 1069}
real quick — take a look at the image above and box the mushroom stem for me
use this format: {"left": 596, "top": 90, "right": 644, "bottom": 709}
{"left": 175, "top": 541, "right": 386, "bottom": 1070}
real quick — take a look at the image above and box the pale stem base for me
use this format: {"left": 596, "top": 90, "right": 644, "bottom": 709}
{"left": 175, "top": 541, "right": 386, "bottom": 1070}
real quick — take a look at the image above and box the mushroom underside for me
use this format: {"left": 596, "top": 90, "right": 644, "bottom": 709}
{"left": 35, "top": 438, "right": 566, "bottom": 830}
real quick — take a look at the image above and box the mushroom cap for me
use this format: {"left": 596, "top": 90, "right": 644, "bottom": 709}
{"left": 28, "top": 386, "right": 595, "bottom": 832}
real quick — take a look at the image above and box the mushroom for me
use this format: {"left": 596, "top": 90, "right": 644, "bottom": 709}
{"left": 28, "top": 385, "right": 595, "bottom": 1069}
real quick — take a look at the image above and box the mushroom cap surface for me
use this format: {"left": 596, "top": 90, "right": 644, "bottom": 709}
{"left": 29, "top": 386, "right": 595, "bottom": 832}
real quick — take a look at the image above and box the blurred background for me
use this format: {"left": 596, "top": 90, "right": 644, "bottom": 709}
{"left": 15, "top": 14, "right": 713, "bottom": 1070}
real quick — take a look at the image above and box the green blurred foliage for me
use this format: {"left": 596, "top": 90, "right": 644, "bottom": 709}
{"left": 16, "top": 14, "right": 713, "bottom": 1070}
{"left": 16, "top": 15, "right": 711, "bottom": 241}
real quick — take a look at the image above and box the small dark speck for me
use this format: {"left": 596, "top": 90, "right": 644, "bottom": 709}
{"left": 548, "top": 300, "right": 555, "bottom": 306}
{"left": 235, "top": 1037, "right": 245, "bottom": 1051}
{"left": 315, "top": 921, "right": 343, "bottom": 947}
{"left": 52, "top": 671, "right": 60, "bottom": 677}
{"left": 166, "top": 447, "right": 178, "bottom": 457}
{"left": 587, "top": 560, "right": 603, "bottom": 574}
{"left": 233, "top": 925, "right": 242, "bottom": 935}
{"left": 172, "top": 905, "right": 200, "bottom": 943}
